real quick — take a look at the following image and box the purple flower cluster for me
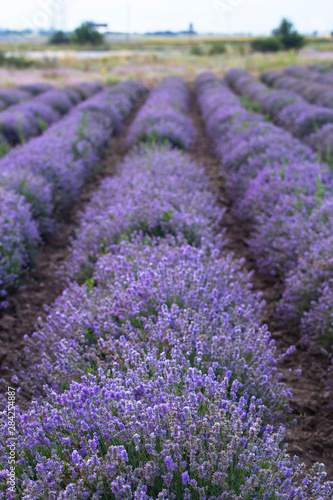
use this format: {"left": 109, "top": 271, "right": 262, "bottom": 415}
{"left": 3, "top": 325, "right": 330, "bottom": 499}
{"left": 0, "top": 88, "right": 75, "bottom": 146}
{"left": 17, "top": 82, "right": 54, "bottom": 95}
{"left": 0, "top": 82, "right": 103, "bottom": 149}
{"left": 0, "top": 82, "right": 58, "bottom": 113}
{"left": 196, "top": 72, "right": 333, "bottom": 351}
{"left": 0, "top": 85, "right": 56, "bottom": 152}
{"left": 279, "top": 198, "right": 333, "bottom": 348}
{"left": 226, "top": 68, "right": 333, "bottom": 140}
{"left": 306, "top": 123, "right": 333, "bottom": 163}
{"left": 260, "top": 68, "right": 333, "bottom": 161}
{"left": 4, "top": 145, "right": 333, "bottom": 498}
{"left": 0, "top": 89, "right": 31, "bottom": 110}
{"left": 261, "top": 66, "right": 333, "bottom": 88}
{"left": 0, "top": 80, "right": 147, "bottom": 298}
{"left": 127, "top": 76, "right": 196, "bottom": 149}
{"left": 67, "top": 147, "right": 222, "bottom": 280}
{"left": 1, "top": 79, "right": 331, "bottom": 497}
{"left": 262, "top": 66, "right": 333, "bottom": 109}
{"left": 223, "top": 69, "right": 333, "bottom": 345}
{"left": 0, "top": 188, "right": 40, "bottom": 304}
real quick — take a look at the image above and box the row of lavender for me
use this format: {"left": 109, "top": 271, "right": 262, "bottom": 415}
{"left": 263, "top": 68, "right": 333, "bottom": 162}
{"left": 1, "top": 76, "right": 330, "bottom": 498}
{"left": 279, "top": 64, "right": 333, "bottom": 86}
{"left": 228, "top": 68, "right": 333, "bottom": 163}
{"left": 225, "top": 70, "right": 333, "bottom": 347}
{"left": 126, "top": 75, "right": 196, "bottom": 150}
{"left": 0, "top": 83, "right": 53, "bottom": 111}
{"left": 0, "top": 80, "right": 147, "bottom": 305}
{"left": 261, "top": 66, "right": 333, "bottom": 109}
{"left": 0, "top": 83, "right": 57, "bottom": 156}
{"left": 196, "top": 72, "right": 333, "bottom": 352}
{"left": 0, "top": 82, "right": 103, "bottom": 156}
{"left": 228, "top": 68, "right": 333, "bottom": 145}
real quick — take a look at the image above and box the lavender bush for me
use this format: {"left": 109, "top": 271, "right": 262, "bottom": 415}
{"left": 1, "top": 138, "right": 331, "bottom": 498}
{"left": 262, "top": 67, "right": 333, "bottom": 109}
{"left": 18, "top": 82, "right": 54, "bottom": 95}
{"left": 226, "top": 69, "right": 333, "bottom": 140}
{"left": 0, "top": 84, "right": 102, "bottom": 147}
{"left": 0, "top": 80, "right": 147, "bottom": 299}
{"left": 127, "top": 77, "right": 196, "bottom": 150}
{"left": 0, "top": 187, "right": 40, "bottom": 302}
{"left": 0, "top": 89, "right": 31, "bottom": 108}
{"left": 0, "top": 81, "right": 147, "bottom": 231}
{"left": 0, "top": 89, "right": 73, "bottom": 146}
{"left": 0, "top": 74, "right": 332, "bottom": 498}
{"left": 306, "top": 124, "right": 333, "bottom": 164}
{"left": 67, "top": 147, "right": 221, "bottom": 280}
{"left": 196, "top": 72, "right": 333, "bottom": 352}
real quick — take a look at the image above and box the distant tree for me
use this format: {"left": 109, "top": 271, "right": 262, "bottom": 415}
{"left": 71, "top": 22, "right": 104, "bottom": 45}
{"left": 49, "top": 31, "right": 70, "bottom": 45}
{"left": 272, "top": 18, "right": 306, "bottom": 50}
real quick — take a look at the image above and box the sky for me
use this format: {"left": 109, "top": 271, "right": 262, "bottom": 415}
{"left": 2, "top": 0, "right": 333, "bottom": 35}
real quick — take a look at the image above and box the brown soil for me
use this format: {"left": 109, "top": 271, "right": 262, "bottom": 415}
{"left": 0, "top": 107, "right": 141, "bottom": 389}
{"left": 188, "top": 89, "right": 333, "bottom": 479}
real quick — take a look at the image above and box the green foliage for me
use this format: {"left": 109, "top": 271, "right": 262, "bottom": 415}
{"left": 208, "top": 41, "right": 226, "bottom": 55}
{"left": 0, "top": 50, "right": 34, "bottom": 69}
{"left": 272, "top": 18, "right": 306, "bottom": 50}
{"left": 48, "top": 31, "right": 70, "bottom": 45}
{"left": 316, "top": 173, "right": 327, "bottom": 200}
{"left": 0, "top": 139, "right": 10, "bottom": 158}
{"left": 71, "top": 21, "right": 104, "bottom": 45}
{"left": 190, "top": 44, "right": 205, "bottom": 56}
{"left": 241, "top": 95, "right": 262, "bottom": 113}
{"left": 104, "top": 76, "right": 122, "bottom": 87}
{"left": 37, "top": 117, "right": 48, "bottom": 133}
{"left": 251, "top": 37, "right": 281, "bottom": 53}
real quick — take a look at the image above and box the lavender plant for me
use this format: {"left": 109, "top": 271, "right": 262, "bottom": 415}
{"left": 0, "top": 75, "right": 332, "bottom": 498}
{"left": 67, "top": 146, "right": 221, "bottom": 280}
{"left": 196, "top": 72, "right": 333, "bottom": 351}
{"left": 127, "top": 77, "right": 196, "bottom": 150}
{"left": 0, "top": 187, "right": 40, "bottom": 303}
{"left": 2, "top": 149, "right": 331, "bottom": 499}
{"left": 226, "top": 68, "right": 333, "bottom": 140}
{"left": 0, "top": 84, "right": 101, "bottom": 147}
{"left": 0, "top": 89, "right": 31, "bottom": 108}
{"left": 0, "top": 80, "right": 147, "bottom": 299}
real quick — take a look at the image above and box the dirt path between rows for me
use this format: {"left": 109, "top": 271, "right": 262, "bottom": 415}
{"left": 189, "top": 89, "right": 333, "bottom": 479}
{"left": 0, "top": 105, "right": 142, "bottom": 389}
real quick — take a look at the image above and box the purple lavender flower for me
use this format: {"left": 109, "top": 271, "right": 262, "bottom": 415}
{"left": 196, "top": 71, "right": 333, "bottom": 352}
{"left": 127, "top": 77, "right": 196, "bottom": 150}
{"left": 0, "top": 187, "right": 40, "bottom": 298}
{"left": 18, "top": 82, "right": 54, "bottom": 95}
{"left": 0, "top": 89, "right": 31, "bottom": 107}
{"left": 0, "top": 73, "right": 331, "bottom": 498}
{"left": 0, "top": 81, "right": 146, "bottom": 296}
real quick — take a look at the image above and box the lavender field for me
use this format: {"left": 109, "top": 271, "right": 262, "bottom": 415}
{"left": 0, "top": 67, "right": 333, "bottom": 499}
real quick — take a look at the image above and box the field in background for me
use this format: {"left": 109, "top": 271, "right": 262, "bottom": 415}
{"left": 0, "top": 35, "right": 333, "bottom": 87}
